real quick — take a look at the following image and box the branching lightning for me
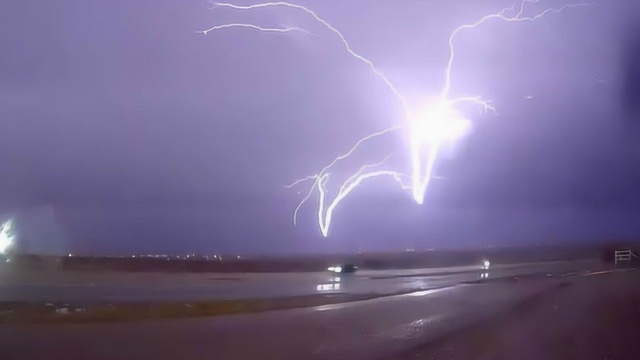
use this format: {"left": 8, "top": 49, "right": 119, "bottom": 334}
{"left": 201, "top": 0, "right": 592, "bottom": 237}
{"left": 210, "top": 2, "right": 412, "bottom": 115}
{"left": 284, "top": 125, "right": 405, "bottom": 229}
{"left": 198, "top": 23, "right": 312, "bottom": 35}
{"left": 314, "top": 154, "right": 410, "bottom": 237}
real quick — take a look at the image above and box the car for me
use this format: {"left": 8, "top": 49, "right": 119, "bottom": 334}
{"left": 481, "top": 259, "right": 490, "bottom": 270}
{"left": 327, "top": 263, "right": 358, "bottom": 274}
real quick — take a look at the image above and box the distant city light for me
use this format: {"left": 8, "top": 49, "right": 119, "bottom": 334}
{"left": 0, "top": 219, "right": 15, "bottom": 254}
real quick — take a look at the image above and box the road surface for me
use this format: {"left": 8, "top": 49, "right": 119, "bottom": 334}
{"left": 0, "top": 260, "right": 598, "bottom": 302}
{"left": 398, "top": 269, "right": 640, "bottom": 360}
{"left": 0, "top": 266, "right": 627, "bottom": 360}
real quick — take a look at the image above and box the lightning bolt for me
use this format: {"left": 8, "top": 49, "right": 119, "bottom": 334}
{"left": 201, "top": 0, "right": 592, "bottom": 237}
{"left": 285, "top": 125, "right": 404, "bottom": 227}
{"left": 198, "top": 23, "right": 312, "bottom": 35}
{"left": 315, "top": 154, "right": 410, "bottom": 237}
{"left": 442, "top": 0, "right": 594, "bottom": 99}
{"left": 211, "top": 2, "right": 412, "bottom": 116}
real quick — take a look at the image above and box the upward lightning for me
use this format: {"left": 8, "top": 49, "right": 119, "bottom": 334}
{"left": 286, "top": 125, "right": 408, "bottom": 237}
{"left": 201, "top": 0, "right": 592, "bottom": 237}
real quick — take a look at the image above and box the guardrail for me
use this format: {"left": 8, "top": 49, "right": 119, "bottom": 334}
{"left": 614, "top": 250, "right": 637, "bottom": 265}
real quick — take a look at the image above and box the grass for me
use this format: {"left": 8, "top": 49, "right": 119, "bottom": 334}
{"left": 0, "top": 293, "right": 383, "bottom": 324}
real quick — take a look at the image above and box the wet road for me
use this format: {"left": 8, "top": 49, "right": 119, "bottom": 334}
{"left": 0, "top": 260, "right": 597, "bottom": 302}
{"left": 0, "top": 260, "right": 615, "bottom": 360}
{"left": 397, "top": 269, "right": 640, "bottom": 360}
{"left": 0, "top": 269, "right": 619, "bottom": 360}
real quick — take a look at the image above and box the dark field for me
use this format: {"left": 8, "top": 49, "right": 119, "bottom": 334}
{"left": 7, "top": 245, "right": 630, "bottom": 273}
{"left": 0, "top": 292, "right": 382, "bottom": 324}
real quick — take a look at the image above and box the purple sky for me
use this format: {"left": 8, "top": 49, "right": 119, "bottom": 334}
{"left": 1, "top": 0, "right": 639, "bottom": 255}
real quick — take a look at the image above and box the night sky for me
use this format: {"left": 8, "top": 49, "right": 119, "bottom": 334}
{"left": 1, "top": 0, "right": 639, "bottom": 255}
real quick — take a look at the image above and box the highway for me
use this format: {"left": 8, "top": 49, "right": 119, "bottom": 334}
{"left": 0, "top": 259, "right": 598, "bottom": 302}
{"left": 0, "top": 282, "right": 561, "bottom": 360}
{"left": 0, "top": 259, "right": 613, "bottom": 359}
{"left": 0, "top": 264, "right": 622, "bottom": 360}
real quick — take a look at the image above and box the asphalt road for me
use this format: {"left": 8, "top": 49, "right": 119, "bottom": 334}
{"left": 0, "top": 267, "right": 622, "bottom": 360}
{"left": 398, "top": 269, "right": 640, "bottom": 360}
{"left": 0, "top": 262, "right": 620, "bottom": 360}
{"left": 0, "top": 260, "right": 598, "bottom": 302}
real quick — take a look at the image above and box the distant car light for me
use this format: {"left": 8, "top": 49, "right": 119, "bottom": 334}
{"left": 482, "top": 260, "right": 491, "bottom": 270}
{"left": 328, "top": 264, "right": 357, "bottom": 274}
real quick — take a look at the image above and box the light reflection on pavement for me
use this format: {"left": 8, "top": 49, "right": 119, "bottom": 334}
{"left": 0, "top": 260, "right": 599, "bottom": 302}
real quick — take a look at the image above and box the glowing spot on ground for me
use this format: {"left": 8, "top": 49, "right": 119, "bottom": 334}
{"left": 0, "top": 219, "right": 15, "bottom": 254}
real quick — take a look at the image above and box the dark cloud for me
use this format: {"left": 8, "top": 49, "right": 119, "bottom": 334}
{"left": 621, "top": 27, "right": 640, "bottom": 122}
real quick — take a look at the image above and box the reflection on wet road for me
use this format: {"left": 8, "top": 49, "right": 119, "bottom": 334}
{"left": 0, "top": 260, "right": 598, "bottom": 302}
{"left": 0, "top": 272, "right": 601, "bottom": 360}
{"left": 0, "top": 259, "right": 617, "bottom": 360}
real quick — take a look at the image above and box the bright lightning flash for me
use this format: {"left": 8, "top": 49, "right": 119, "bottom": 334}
{"left": 202, "top": 0, "right": 592, "bottom": 237}
{"left": 0, "top": 219, "right": 15, "bottom": 254}
{"left": 410, "top": 98, "right": 473, "bottom": 204}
